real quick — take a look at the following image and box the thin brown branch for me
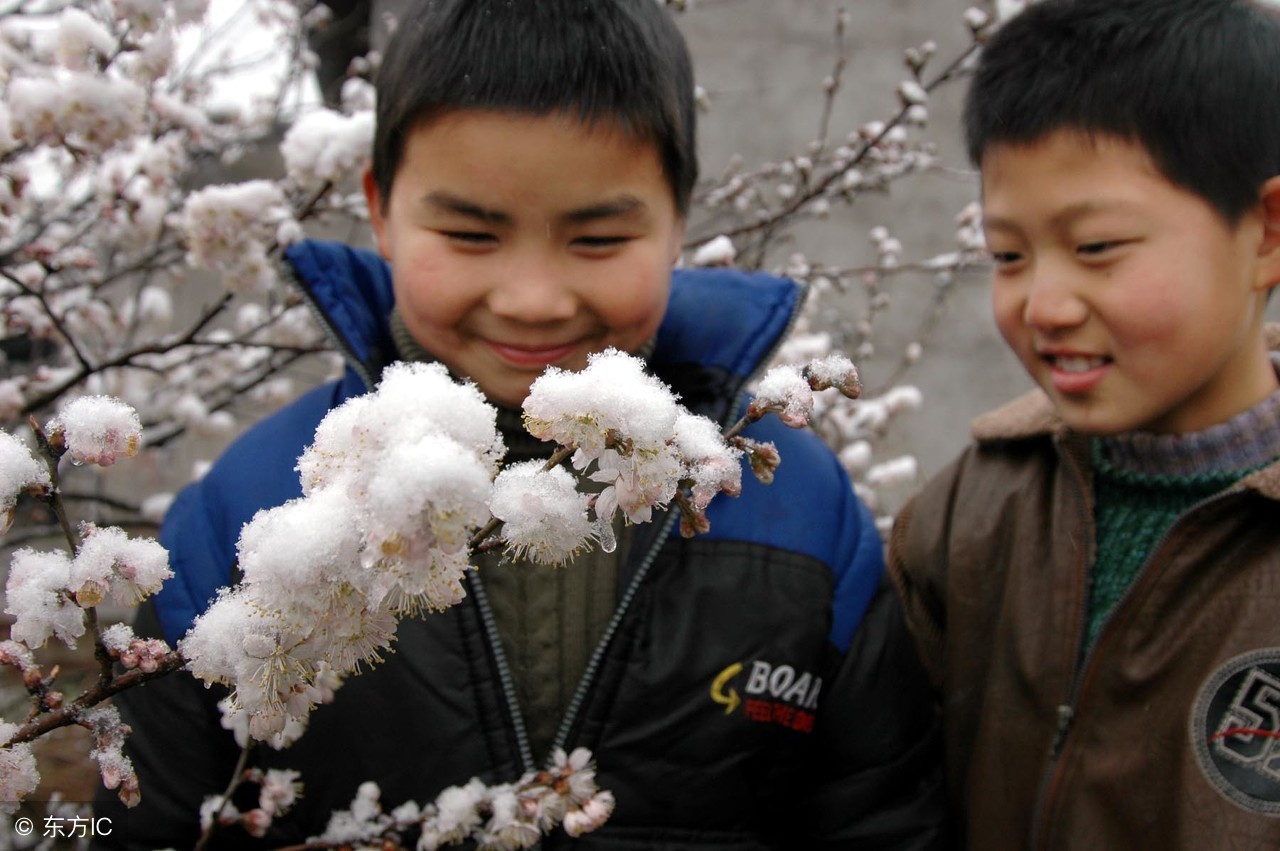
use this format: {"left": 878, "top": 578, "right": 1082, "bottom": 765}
{"left": 2, "top": 651, "right": 186, "bottom": 746}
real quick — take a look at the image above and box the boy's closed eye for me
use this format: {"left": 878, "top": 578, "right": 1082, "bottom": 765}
{"left": 573, "top": 235, "right": 631, "bottom": 252}
{"left": 442, "top": 230, "right": 498, "bottom": 245}
{"left": 988, "top": 249, "right": 1024, "bottom": 266}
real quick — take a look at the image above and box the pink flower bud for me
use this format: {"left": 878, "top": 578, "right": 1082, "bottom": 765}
{"left": 242, "top": 808, "right": 272, "bottom": 838}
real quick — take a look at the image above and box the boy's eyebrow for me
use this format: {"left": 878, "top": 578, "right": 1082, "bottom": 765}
{"left": 561, "top": 195, "right": 648, "bottom": 224}
{"left": 422, "top": 191, "right": 511, "bottom": 225}
{"left": 983, "top": 199, "right": 1137, "bottom": 233}
{"left": 421, "top": 192, "right": 649, "bottom": 226}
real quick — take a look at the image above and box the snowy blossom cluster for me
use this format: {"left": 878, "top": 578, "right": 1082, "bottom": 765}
{"left": 281, "top": 108, "right": 375, "bottom": 189}
{"left": 313, "top": 747, "right": 614, "bottom": 850}
{"left": 3, "top": 398, "right": 166, "bottom": 648}
{"left": 521, "top": 349, "right": 744, "bottom": 551}
{"left": 0, "top": 430, "right": 50, "bottom": 536}
{"left": 5, "top": 523, "right": 171, "bottom": 648}
{"left": 0, "top": 721, "right": 39, "bottom": 816}
{"left": 0, "top": 0, "right": 354, "bottom": 509}
{"left": 181, "top": 351, "right": 757, "bottom": 741}
{"left": 750, "top": 354, "right": 863, "bottom": 429}
{"left": 174, "top": 180, "right": 296, "bottom": 294}
{"left": 0, "top": 399, "right": 173, "bottom": 809}
{"left": 181, "top": 362, "right": 506, "bottom": 740}
{"left": 45, "top": 395, "right": 142, "bottom": 467}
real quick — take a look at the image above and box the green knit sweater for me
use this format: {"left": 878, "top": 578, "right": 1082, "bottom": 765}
{"left": 1086, "top": 384, "right": 1280, "bottom": 644}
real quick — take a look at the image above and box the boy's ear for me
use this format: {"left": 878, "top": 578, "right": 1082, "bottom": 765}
{"left": 1256, "top": 175, "right": 1280, "bottom": 292}
{"left": 362, "top": 168, "right": 391, "bottom": 259}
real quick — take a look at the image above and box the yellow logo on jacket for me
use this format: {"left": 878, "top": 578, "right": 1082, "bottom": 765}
{"left": 710, "top": 660, "right": 822, "bottom": 733}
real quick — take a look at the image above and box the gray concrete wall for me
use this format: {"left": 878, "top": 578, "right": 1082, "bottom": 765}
{"left": 678, "top": 0, "right": 1027, "bottom": 481}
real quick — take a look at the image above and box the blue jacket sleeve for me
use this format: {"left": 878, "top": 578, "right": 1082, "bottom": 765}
{"left": 793, "top": 460, "right": 953, "bottom": 848}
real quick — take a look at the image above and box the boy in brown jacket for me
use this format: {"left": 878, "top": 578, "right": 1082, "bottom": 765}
{"left": 889, "top": 0, "right": 1280, "bottom": 847}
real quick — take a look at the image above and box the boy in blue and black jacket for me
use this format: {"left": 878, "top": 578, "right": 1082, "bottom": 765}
{"left": 94, "top": 1, "right": 948, "bottom": 847}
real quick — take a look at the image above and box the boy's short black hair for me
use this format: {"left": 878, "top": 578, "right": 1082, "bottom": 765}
{"left": 371, "top": 0, "right": 697, "bottom": 215}
{"left": 964, "top": 0, "right": 1280, "bottom": 223}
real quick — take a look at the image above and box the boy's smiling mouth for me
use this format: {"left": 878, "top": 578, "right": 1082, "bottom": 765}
{"left": 1040, "top": 350, "right": 1111, "bottom": 394}
{"left": 486, "top": 339, "right": 584, "bottom": 368}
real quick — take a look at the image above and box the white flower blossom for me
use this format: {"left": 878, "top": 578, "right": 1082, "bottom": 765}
{"left": 490, "top": 461, "right": 595, "bottom": 564}
{"left": 691, "top": 234, "right": 736, "bottom": 267}
{"left": 70, "top": 523, "right": 172, "bottom": 605}
{"left": 751, "top": 364, "right": 814, "bottom": 428}
{"left": 175, "top": 181, "right": 293, "bottom": 293}
{"left": 4, "top": 549, "right": 83, "bottom": 649}
{"left": 46, "top": 395, "right": 141, "bottom": 467}
{"left": 54, "top": 8, "right": 116, "bottom": 71}
{"left": 280, "top": 108, "right": 374, "bottom": 188}
{"left": 0, "top": 721, "right": 39, "bottom": 815}
{"left": 0, "top": 430, "right": 49, "bottom": 536}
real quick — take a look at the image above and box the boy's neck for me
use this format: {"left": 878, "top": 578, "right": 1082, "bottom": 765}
{"left": 1096, "top": 358, "right": 1280, "bottom": 477}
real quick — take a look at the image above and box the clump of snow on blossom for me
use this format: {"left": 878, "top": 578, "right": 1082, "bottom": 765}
{"left": 691, "top": 235, "right": 736, "bottom": 267}
{"left": 280, "top": 109, "right": 374, "bottom": 187}
{"left": 524, "top": 349, "right": 679, "bottom": 461}
{"left": 4, "top": 549, "right": 84, "bottom": 649}
{"left": 838, "top": 440, "right": 873, "bottom": 474}
{"left": 525, "top": 349, "right": 686, "bottom": 532}
{"left": 0, "top": 430, "right": 50, "bottom": 535}
{"left": 803, "top": 353, "right": 862, "bottom": 398}
{"left": 83, "top": 705, "right": 140, "bottom": 806}
{"left": 70, "top": 523, "right": 172, "bottom": 606}
{"left": 750, "top": 364, "right": 814, "bottom": 428}
{"left": 525, "top": 349, "right": 747, "bottom": 542}
{"left": 490, "top": 461, "right": 595, "bottom": 564}
{"left": 185, "top": 363, "right": 506, "bottom": 740}
{"left": 318, "top": 781, "right": 386, "bottom": 843}
{"left": 297, "top": 362, "right": 503, "bottom": 495}
{"left": 340, "top": 77, "right": 376, "bottom": 112}
{"left": 0, "top": 721, "right": 39, "bottom": 814}
{"left": 174, "top": 181, "right": 293, "bottom": 293}
{"left": 46, "top": 395, "right": 141, "bottom": 467}
{"left": 672, "top": 413, "right": 742, "bottom": 509}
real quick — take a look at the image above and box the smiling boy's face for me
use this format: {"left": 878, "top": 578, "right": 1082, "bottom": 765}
{"left": 364, "top": 109, "right": 685, "bottom": 408}
{"left": 982, "top": 129, "right": 1280, "bottom": 435}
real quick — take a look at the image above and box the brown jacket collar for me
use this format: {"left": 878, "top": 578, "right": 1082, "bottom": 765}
{"left": 968, "top": 323, "right": 1280, "bottom": 499}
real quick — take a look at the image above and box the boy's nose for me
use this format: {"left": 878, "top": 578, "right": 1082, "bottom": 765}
{"left": 486, "top": 260, "right": 579, "bottom": 323}
{"left": 1023, "top": 267, "right": 1087, "bottom": 330}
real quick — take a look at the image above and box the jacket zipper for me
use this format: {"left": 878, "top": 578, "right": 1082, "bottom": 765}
{"left": 284, "top": 261, "right": 378, "bottom": 392}
{"left": 1026, "top": 448, "right": 1246, "bottom": 848}
{"left": 548, "top": 278, "right": 812, "bottom": 762}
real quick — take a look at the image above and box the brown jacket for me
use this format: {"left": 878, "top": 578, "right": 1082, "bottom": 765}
{"left": 889, "top": 366, "right": 1280, "bottom": 849}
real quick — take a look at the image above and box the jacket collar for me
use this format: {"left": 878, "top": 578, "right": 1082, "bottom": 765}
{"left": 969, "top": 323, "right": 1280, "bottom": 499}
